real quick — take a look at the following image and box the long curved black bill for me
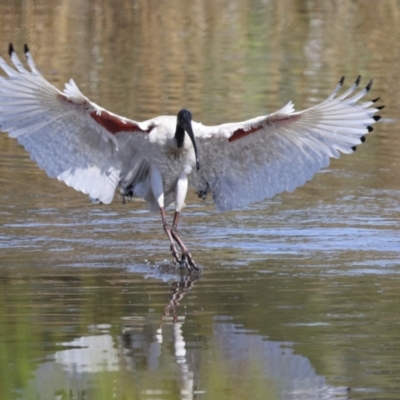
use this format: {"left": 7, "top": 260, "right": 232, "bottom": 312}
{"left": 178, "top": 110, "right": 200, "bottom": 171}
{"left": 183, "top": 118, "right": 200, "bottom": 171}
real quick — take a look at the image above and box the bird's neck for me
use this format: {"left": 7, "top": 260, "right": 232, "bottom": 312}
{"left": 175, "top": 125, "right": 185, "bottom": 148}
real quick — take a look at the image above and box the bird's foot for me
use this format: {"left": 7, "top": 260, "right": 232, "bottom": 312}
{"left": 180, "top": 250, "right": 199, "bottom": 272}
{"left": 169, "top": 228, "right": 199, "bottom": 271}
{"left": 169, "top": 243, "right": 182, "bottom": 265}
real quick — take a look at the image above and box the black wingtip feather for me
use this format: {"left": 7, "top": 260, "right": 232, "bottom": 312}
{"left": 368, "top": 126, "right": 374, "bottom": 133}
{"left": 8, "top": 43, "right": 14, "bottom": 57}
{"left": 366, "top": 79, "right": 373, "bottom": 92}
{"left": 361, "top": 136, "right": 366, "bottom": 143}
{"left": 24, "top": 44, "right": 29, "bottom": 54}
{"left": 339, "top": 76, "right": 345, "bottom": 85}
{"left": 372, "top": 97, "right": 380, "bottom": 103}
{"left": 373, "top": 115, "right": 381, "bottom": 122}
{"left": 352, "top": 146, "right": 357, "bottom": 151}
{"left": 376, "top": 105, "right": 385, "bottom": 111}
{"left": 355, "top": 75, "right": 361, "bottom": 86}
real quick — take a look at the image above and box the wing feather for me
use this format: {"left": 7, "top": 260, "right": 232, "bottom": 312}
{"left": 0, "top": 45, "right": 152, "bottom": 204}
{"left": 192, "top": 77, "right": 382, "bottom": 212}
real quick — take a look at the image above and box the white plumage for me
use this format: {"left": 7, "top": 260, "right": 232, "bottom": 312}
{"left": 0, "top": 44, "right": 383, "bottom": 270}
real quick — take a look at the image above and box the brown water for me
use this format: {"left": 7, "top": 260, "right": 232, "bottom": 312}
{"left": 1, "top": 1, "right": 400, "bottom": 399}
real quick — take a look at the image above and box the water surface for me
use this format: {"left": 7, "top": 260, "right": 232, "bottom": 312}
{"left": 1, "top": 1, "right": 400, "bottom": 399}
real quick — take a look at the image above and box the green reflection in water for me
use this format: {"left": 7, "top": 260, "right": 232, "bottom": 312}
{"left": 3, "top": 263, "right": 398, "bottom": 399}
{"left": 0, "top": 268, "right": 286, "bottom": 400}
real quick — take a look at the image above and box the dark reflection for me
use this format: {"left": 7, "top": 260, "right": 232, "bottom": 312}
{"left": 163, "top": 272, "right": 200, "bottom": 322}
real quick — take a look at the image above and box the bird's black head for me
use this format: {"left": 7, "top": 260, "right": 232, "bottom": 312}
{"left": 177, "top": 109, "right": 192, "bottom": 129}
{"left": 175, "top": 108, "right": 200, "bottom": 171}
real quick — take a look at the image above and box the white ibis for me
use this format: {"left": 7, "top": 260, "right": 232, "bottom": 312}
{"left": 0, "top": 44, "right": 383, "bottom": 270}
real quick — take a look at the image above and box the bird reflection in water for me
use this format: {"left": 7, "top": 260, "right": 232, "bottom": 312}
{"left": 163, "top": 272, "right": 199, "bottom": 323}
{"left": 121, "top": 272, "right": 200, "bottom": 399}
{"left": 163, "top": 273, "right": 199, "bottom": 400}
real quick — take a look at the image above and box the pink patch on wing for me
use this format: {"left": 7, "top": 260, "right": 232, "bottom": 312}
{"left": 90, "top": 111, "right": 152, "bottom": 134}
{"left": 228, "top": 125, "right": 263, "bottom": 142}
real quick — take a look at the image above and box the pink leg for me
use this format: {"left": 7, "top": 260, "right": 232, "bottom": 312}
{"left": 171, "top": 211, "right": 198, "bottom": 271}
{"left": 160, "top": 208, "right": 181, "bottom": 265}
{"left": 160, "top": 208, "right": 198, "bottom": 271}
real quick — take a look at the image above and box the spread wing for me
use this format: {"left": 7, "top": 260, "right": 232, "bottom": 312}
{"left": 0, "top": 44, "right": 154, "bottom": 204}
{"left": 192, "top": 77, "right": 383, "bottom": 212}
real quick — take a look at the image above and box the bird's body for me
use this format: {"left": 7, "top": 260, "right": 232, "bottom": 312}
{"left": 0, "top": 44, "right": 383, "bottom": 270}
{"left": 120, "top": 115, "right": 198, "bottom": 213}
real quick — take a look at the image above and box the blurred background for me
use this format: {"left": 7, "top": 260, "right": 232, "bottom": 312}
{"left": 0, "top": 1, "right": 400, "bottom": 399}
